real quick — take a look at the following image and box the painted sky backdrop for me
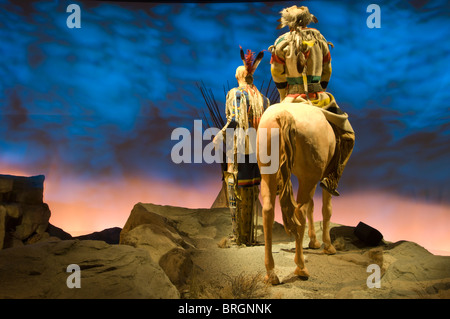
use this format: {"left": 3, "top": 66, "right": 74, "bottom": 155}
{"left": 1, "top": 0, "right": 449, "bottom": 253}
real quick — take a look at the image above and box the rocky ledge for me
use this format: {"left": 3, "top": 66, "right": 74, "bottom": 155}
{"left": 0, "top": 175, "right": 449, "bottom": 299}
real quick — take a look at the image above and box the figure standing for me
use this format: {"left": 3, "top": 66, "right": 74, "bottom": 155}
{"left": 215, "top": 48, "right": 269, "bottom": 245}
{"left": 269, "top": 5, "right": 355, "bottom": 196}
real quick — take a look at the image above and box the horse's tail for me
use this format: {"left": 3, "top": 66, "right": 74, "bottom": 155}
{"left": 276, "top": 110, "right": 300, "bottom": 236}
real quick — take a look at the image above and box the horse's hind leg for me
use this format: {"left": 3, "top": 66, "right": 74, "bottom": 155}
{"left": 293, "top": 207, "right": 309, "bottom": 278}
{"left": 261, "top": 173, "right": 279, "bottom": 285}
{"left": 293, "top": 181, "right": 315, "bottom": 278}
{"left": 322, "top": 188, "right": 336, "bottom": 254}
{"left": 306, "top": 185, "right": 321, "bottom": 249}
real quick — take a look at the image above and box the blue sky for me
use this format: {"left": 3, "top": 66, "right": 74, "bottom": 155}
{"left": 1, "top": 0, "right": 449, "bottom": 211}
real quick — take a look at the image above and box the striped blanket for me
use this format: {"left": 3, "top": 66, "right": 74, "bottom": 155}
{"left": 237, "top": 154, "right": 261, "bottom": 188}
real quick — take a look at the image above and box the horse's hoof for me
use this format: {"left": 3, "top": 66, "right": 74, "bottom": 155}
{"left": 323, "top": 244, "right": 336, "bottom": 255}
{"left": 294, "top": 266, "right": 310, "bottom": 279}
{"left": 309, "top": 239, "right": 321, "bottom": 249}
{"left": 264, "top": 272, "right": 280, "bottom": 285}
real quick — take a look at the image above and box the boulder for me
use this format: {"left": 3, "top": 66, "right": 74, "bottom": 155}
{"left": 0, "top": 174, "right": 51, "bottom": 249}
{"left": 0, "top": 174, "right": 45, "bottom": 204}
{"left": 120, "top": 203, "right": 199, "bottom": 287}
{"left": 13, "top": 203, "right": 51, "bottom": 240}
{"left": 120, "top": 203, "right": 181, "bottom": 243}
{"left": 354, "top": 221, "right": 383, "bottom": 246}
{"left": 0, "top": 239, "right": 180, "bottom": 299}
{"left": 380, "top": 241, "right": 450, "bottom": 298}
{"left": 119, "top": 203, "right": 233, "bottom": 288}
{"left": 159, "top": 248, "right": 194, "bottom": 288}
{"left": 121, "top": 223, "right": 186, "bottom": 263}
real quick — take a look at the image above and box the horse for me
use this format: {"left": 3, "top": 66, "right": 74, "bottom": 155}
{"left": 257, "top": 102, "right": 337, "bottom": 285}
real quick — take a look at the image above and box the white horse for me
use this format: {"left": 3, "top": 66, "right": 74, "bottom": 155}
{"left": 257, "top": 102, "right": 337, "bottom": 284}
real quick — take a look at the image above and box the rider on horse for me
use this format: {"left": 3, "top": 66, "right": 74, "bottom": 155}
{"left": 269, "top": 5, "right": 355, "bottom": 196}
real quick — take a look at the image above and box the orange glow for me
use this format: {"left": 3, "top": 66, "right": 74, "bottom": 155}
{"left": 44, "top": 174, "right": 221, "bottom": 236}
{"left": 2, "top": 164, "right": 449, "bottom": 256}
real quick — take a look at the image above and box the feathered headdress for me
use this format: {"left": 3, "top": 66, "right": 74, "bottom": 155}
{"left": 277, "top": 5, "right": 318, "bottom": 30}
{"left": 239, "top": 46, "right": 264, "bottom": 84}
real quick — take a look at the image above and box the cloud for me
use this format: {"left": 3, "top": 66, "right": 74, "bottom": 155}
{"left": 0, "top": 0, "right": 449, "bottom": 206}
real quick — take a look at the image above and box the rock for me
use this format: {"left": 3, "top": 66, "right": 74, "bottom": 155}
{"left": 0, "top": 239, "right": 180, "bottom": 299}
{"left": 120, "top": 203, "right": 231, "bottom": 242}
{"left": 159, "top": 248, "right": 193, "bottom": 288}
{"left": 1, "top": 202, "right": 449, "bottom": 299}
{"left": 332, "top": 236, "right": 346, "bottom": 251}
{"left": 217, "top": 237, "right": 231, "bottom": 248}
{"left": 74, "top": 227, "right": 121, "bottom": 244}
{"left": 0, "top": 206, "right": 6, "bottom": 250}
{"left": 333, "top": 240, "right": 450, "bottom": 298}
{"left": 13, "top": 204, "right": 51, "bottom": 240}
{"left": 26, "top": 232, "right": 50, "bottom": 245}
{"left": 46, "top": 223, "right": 73, "bottom": 240}
{"left": 120, "top": 203, "right": 179, "bottom": 242}
{"left": 119, "top": 203, "right": 233, "bottom": 288}
{"left": 121, "top": 223, "right": 186, "bottom": 263}
{"left": 0, "top": 178, "right": 13, "bottom": 194}
{"left": 367, "top": 247, "right": 384, "bottom": 268}
{"left": 0, "top": 203, "right": 24, "bottom": 249}
{"left": 120, "top": 204, "right": 199, "bottom": 288}
{"left": 381, "top": 241, "right": 450, "bottom": 298}
{"left": 0, "top": 174, "right": 51, "bottom": 249}
{"left": 354, "top": 221, "right": 383, "bottom": 246}
{"left": 2, "top": 203, "right": 21, "bottom": 218}
{"left": 0, "top": 174, "right": 45, "bottom": 204}
{"left": 330, "top": 224, "right": 383, "bottom": 250}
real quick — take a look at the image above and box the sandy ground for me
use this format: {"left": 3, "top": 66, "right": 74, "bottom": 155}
{"left": 149, "top": 204, "right": 450, "bottom": 299}
{"left": 188, "top": 218, "right": 371, "bottom": 298}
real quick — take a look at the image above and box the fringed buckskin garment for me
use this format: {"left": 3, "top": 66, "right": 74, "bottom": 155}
{"left": 219, "top": 48, "right": 269, "bottom": 245}
{"left": 222, "top": 85, "right": 269, "bottom": 245}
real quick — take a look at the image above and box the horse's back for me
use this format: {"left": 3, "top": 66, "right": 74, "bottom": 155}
{"left": 260, "top": 102, "right": 331, "bottom": 135}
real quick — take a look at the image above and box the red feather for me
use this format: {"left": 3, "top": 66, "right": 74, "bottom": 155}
{"left": 245, "top": 49, "right": 255, "bottom": 74}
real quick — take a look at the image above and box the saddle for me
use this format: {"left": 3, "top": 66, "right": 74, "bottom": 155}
{"left": 284, "top": 92, "right": 354, "bottom": 133}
